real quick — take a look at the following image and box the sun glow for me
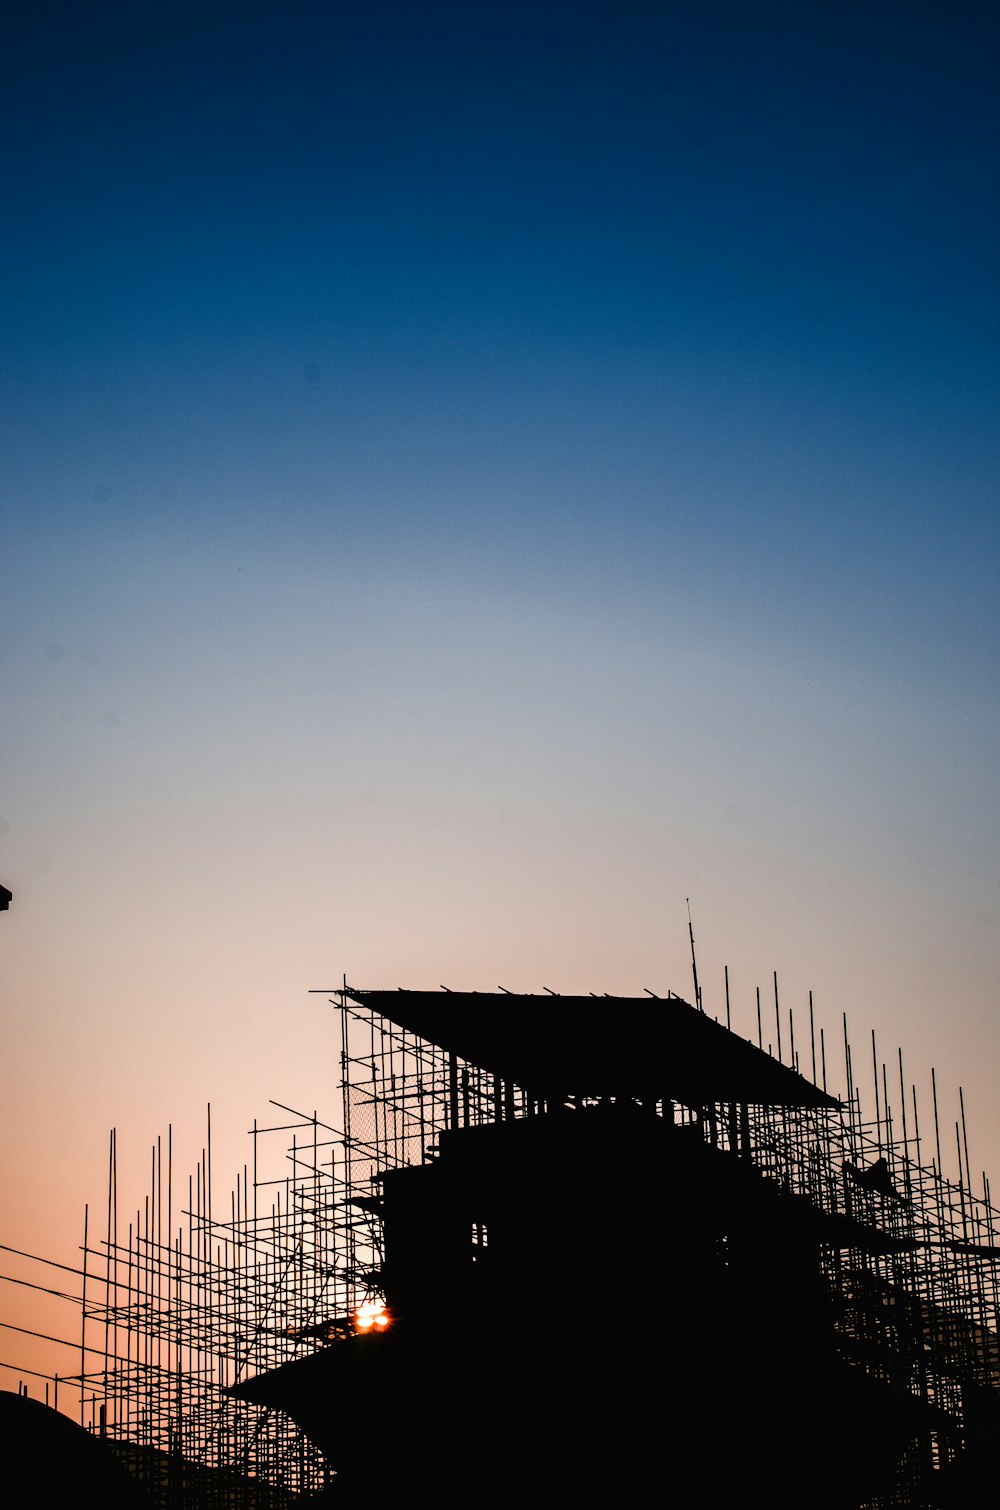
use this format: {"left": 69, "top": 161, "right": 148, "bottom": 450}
{"left": 354, "top": 1298, "right": 390, "bottom": 1332}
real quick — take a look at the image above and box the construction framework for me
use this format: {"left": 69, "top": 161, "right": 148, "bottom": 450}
{"left": 5, "top": 977, "right": 998, "bottom": 1506}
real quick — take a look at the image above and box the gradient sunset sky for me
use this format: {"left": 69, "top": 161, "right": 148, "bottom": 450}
{"left": 2, "top": 1, "right": 998, "bottom": 1385}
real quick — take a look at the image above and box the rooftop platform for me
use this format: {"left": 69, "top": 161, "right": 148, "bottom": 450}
{"left": 344, "top": 989, "right": 838, "bottom": 1109}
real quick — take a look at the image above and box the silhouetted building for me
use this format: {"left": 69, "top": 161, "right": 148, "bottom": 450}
{"left": 228, "top": 990, "right": 999, "bottom": 1508}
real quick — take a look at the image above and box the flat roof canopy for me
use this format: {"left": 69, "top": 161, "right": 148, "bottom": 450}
{"left": 344, "top": 989, "right": 838, "bottom": 1109}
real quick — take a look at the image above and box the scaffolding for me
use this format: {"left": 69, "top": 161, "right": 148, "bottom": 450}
{"left": 4, "top": 978, "right": 998, "bottom": 1506}
{"left": 70, "top": 1106, "right": 339, "bottom": 1504}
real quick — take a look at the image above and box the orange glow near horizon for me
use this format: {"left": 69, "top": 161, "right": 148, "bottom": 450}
{"left": 353, "top": 1298, "right": 390, "bottom": 1332}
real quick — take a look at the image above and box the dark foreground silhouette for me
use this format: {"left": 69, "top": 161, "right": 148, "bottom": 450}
{"left": 235, "top": 1102, "right": 957, "bottom": 1508}
{"left": 0, "top": 1390, "right": 152, "bottom": 1506}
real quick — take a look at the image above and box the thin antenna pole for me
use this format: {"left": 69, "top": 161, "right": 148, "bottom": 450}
{"left": 932, "top": 1068, "right": 943, "bottom": 1175}
{"left": 959, "top": 1087, "right": 972, "bottom": 1194}
{"left": 724, "top": 965, "right": 731, "bottom": 1031}
{"left": 104, "top": 1132, "right": 113, "bottom": 1431}
{"left": 686, "top": 899, "right": 702, "bottom": 1013}
{"left": 80, "top": 1204, "right": 88, "bottom": 1428}
{"left": 809, "top": 991, "right": 817, "bottom": 1086}
{"left": 773, "top": 973, "right": 783, "bottom": 1064}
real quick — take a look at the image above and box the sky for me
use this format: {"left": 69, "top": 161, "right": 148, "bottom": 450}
{"left": 1, "top": 0, "right": 998, "bottom": 1396}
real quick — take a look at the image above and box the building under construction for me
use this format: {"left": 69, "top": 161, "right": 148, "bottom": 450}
{"left": 18, "top": 981, "right": 1000, "bottom": 1506}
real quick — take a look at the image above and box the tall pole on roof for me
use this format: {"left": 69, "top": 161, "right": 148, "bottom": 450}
{"left": 686, "top": 898, "right": 703, "bottom": 1013}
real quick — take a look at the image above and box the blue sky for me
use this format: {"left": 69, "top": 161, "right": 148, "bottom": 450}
{"left": 5, "top": 3, "right": 996, "bottom": 682}
{"left": 1, "top": 1, "right": 998, "bottom": 1370}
